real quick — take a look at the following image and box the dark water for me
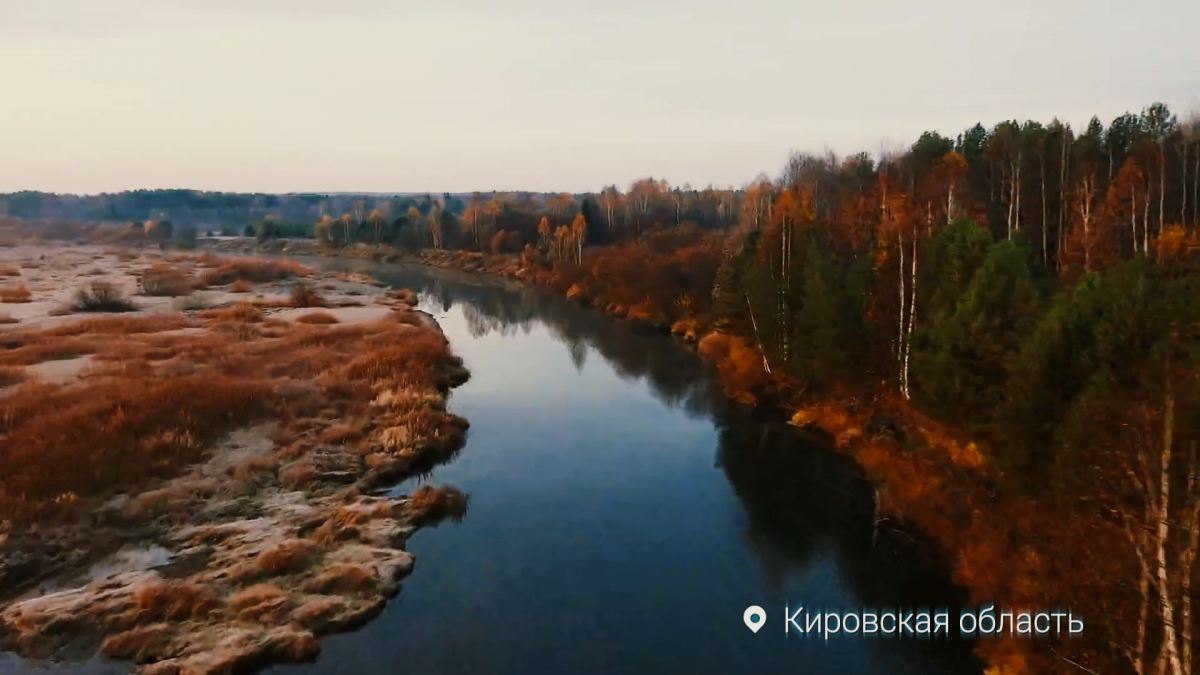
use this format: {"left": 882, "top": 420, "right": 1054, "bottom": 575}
{"left": 2, "top": 262, "right": 982, "bottom": 675}
{"left": 270, "top": 262, "right": 982, "bottom": 675}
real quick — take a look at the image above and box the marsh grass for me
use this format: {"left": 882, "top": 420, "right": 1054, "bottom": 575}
{"left": 140, "top": 264, "right": 195, "bottom": 297}
{"left": 0, "top": 283, "right": 33, "bottom": 303}
{"left": 0, "top": 304, "right": 467, "bottom": 525}
{"left": 72, "top": 282, "right": 137, "bottom": 313}
{"left": 201, "top": 258, "right": 311, "bottom": 286}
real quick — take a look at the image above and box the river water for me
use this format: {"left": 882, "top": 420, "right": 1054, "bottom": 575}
{"left": 2, "top": 262, "right": 981, "bottom": 675}
{"left": 269, "top": 262, "right": 982, "bottom": 675}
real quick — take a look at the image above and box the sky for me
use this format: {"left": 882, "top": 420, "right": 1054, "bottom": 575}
{"left": 1, "top": 0, "right": 1198, "bottom": 195}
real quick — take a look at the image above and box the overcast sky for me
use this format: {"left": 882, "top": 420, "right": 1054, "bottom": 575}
{"left": 1, "top": 0, "right": 1197, "bottom": 195}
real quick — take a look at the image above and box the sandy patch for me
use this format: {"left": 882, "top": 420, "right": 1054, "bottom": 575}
{"left": 24, "top": 355, "right": 94, "bottom": 384}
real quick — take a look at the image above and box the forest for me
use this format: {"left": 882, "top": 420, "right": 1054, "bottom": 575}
{"left": 7, "top": 102, "right": 1200, "bottom": 675}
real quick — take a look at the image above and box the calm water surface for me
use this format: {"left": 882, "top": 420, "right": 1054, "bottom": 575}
{"left": 2, "top": 262, "right": 981, "bottom": 675}
{"left": 271, "top": 263, "right": 981, "bottom": 675}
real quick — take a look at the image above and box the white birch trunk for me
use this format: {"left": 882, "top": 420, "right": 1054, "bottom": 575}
{"left": 897, "top": 224, "right": 908, "bottom": 398}
{"left": 1179, "top": 442, "right": 1198, "bottom": 675}
{"left": 1161, "top": 141, "right": 1168, "bottom": 236}
{"left": 902, "top": 231, "right": 916, "bottom": 401}
{"left": 1015, "top": 152, "right": 1022, "bottom": 232}
{"left": 1133, "top": 187, "right": 1141, "bottom": 256}
{"left": 1158, "top": 357, "right": 1184, "bottom": 675}
{"left": 744, "top": 291, "right": 771, "bottom": 376}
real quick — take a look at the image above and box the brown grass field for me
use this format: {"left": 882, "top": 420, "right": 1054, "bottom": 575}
{"left": 0, "top": 245, "right": 471, "bottom": 674}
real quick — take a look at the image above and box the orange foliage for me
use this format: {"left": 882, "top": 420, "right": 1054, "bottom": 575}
{"left": 697, "top": 332, "right": 770, "bottom": 404}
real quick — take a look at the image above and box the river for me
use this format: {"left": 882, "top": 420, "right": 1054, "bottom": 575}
{"left": 267, "top": 262, "right": 983, "bottom": 675}
{"left": 2, "top": 261, "right": 982, "bottom": 675}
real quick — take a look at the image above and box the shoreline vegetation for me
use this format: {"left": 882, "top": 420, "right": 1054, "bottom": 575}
{"left": 6, "top": 101, "right": 1200, "bottom": 675}
{"left": 0, "top": 247, "right": 471, "bottom": 674}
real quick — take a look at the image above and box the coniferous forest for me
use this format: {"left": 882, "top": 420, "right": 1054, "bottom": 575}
{"left": 6, "top": 102, "right": 1200, "bottom": 675}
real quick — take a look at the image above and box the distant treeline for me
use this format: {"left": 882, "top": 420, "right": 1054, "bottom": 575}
{"left": 0, "top": 190, "right": 547, "bottom": 234}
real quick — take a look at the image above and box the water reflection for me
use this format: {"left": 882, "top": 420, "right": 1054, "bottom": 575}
{"left": 274, "top": 259, "right": 983, "bottom": 675}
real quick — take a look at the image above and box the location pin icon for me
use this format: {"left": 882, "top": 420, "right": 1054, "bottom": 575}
{"left": 744, "top": 606, "right": 766, "bottom": 634}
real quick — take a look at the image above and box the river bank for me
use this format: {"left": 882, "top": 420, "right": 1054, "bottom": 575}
{"left": 247, "top": 240, "right": 1093, "bottom": 675}
{"left": 0, "top": 245, "right": 472, "bottom": 674}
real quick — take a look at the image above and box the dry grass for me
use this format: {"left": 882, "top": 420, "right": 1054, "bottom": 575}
{"left": 0, "top": 265, "right": 20, "bottom": 277}
{"left": 320, "top": 423, "right": 362, "bottom": 445}
{"left": 72, "top": 282, "right": 137, "bottom": 313}
{"left": 228, "top": 456, "right": 279, "bottom": 482}
{"left": 0, "top": 283, "right": 32, "bottom": 303}
{"left": 200, "top": 258, "right": 311, "bottom": 286}
{"left": 256, "top": 539, "right": 317, "bottom": 577}
{"left": 388, "top": 288, "right": 417, "bottom": 305}
{"left": 405, "top": 485, "right": 468, "bottom": 525}
{"left": 198, "top": 303, "right": 263, "bottom": 323}
{"left": 140, "top": 263, "right": 195, "bottom": 297}
{"left": 342, "top": 331, "right": 463, "bottom": 391}
{"left": 0, "top": 374, "right": 269, "bottom": 522}
{"left": 229, "top": 279, "right": 253, "bottom": 293}
{"left": 101, "top": 624, "right": 175, "bottom": 662}
{"left": 0, "top": 300, "right": 468, "bottom": 525}
{"left": 301, "top": 564, "right": 377, "bottom": 596}
{"left": 228, "top": 583, "right": 292, "bottom": 621}
{"left": 134, "top": 579, "right": 217, "bottom": 621}
{"left": 280, "top": 460, "right": 319, "bottom": 489}
{"left": 295, "top": 312, "right": 339, "bottom": 325}
{"left": 0, "top": 366, "right": 23, "bottom": 389}
{"left": 292, "top": 597, "right": 344, "bottom": 631}
{"left": 289, "top": 282, "right": 326, "bottom": 308}
{"left": 44, "top": 314, "right": 193, "bottom": 337}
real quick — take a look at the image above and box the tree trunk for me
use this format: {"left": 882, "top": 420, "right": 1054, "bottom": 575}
{"left": 1041, "top": 155, "right": 1048, "bottom": 264}
{"left": 1178, "top": 441, "right": 1199, "bottom": 675}
{"left": 897, "top": 223, "right": 909, "bottom": 398}
{"left": 1007, "top": 162, "right": 1015, "bottom": 241}
{"left": 744, "top": 291, "right": 771, "bottom": 375}
{"left": 902, "top": 231, "right": 916, "bottom": 401}
{"left": 1146, "top": 190, "right": 1153, "bottom": 262}
{"left": 1133, "top": 186, "right": 1141, "bottom": 256}
{"left": 1126, "top": 475, "right": 1155, "bottom": 675}
{"left": 1059, "top": 135, "right": 1068, "bottom": 271}
{"left": 1193, "top": 148, "right": 1199, "bottom": 230}
{"left": 1015, "top": 152, "right": 1022, "bottom": 232}
{"left": 1161, "top": 142, "right": 1168, "bottom": 236}
{"left": 1080, "top": 178, "right": 1094, "bottom": 272}
{"left": 1158, "top": 354, "right": 1184, "bottom": 675}
{"left": 946, "top": 183, "right": 955, "bottom": 225}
